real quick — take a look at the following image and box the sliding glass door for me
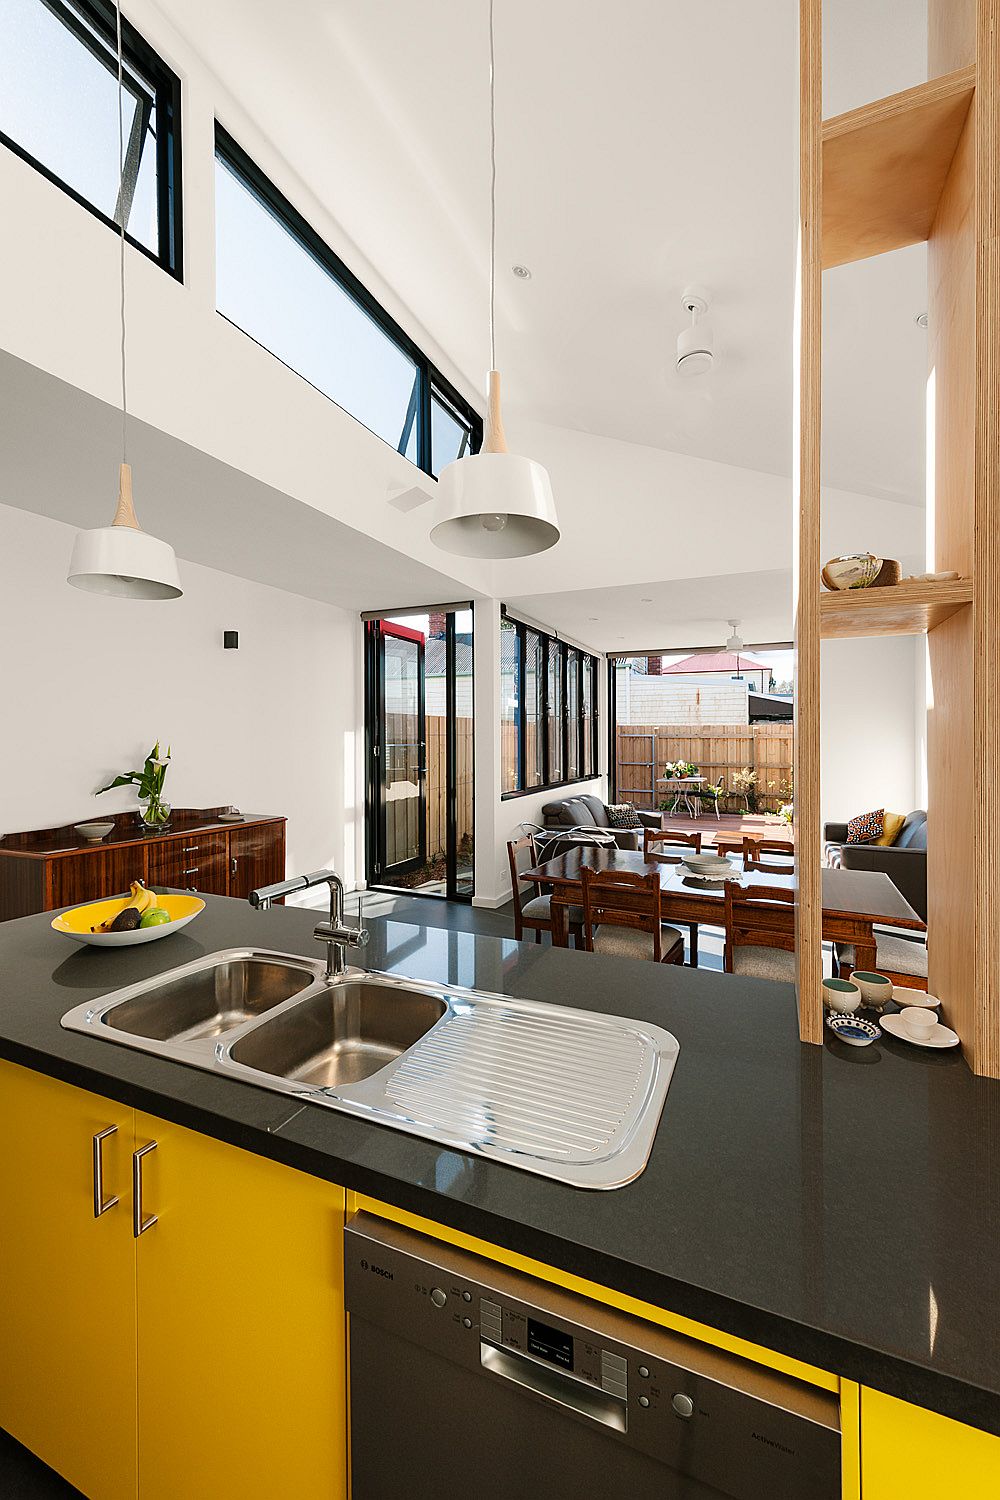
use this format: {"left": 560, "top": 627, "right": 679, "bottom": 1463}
{"left": 365, "top": 607, "right": 474, "bottom": 900}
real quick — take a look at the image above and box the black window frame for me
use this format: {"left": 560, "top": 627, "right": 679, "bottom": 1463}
{"left": 0, "top": 0, "right": 183, "bottom": 278}
{"left": 214, "top": 123, "right": 482, "bottom": 476}
{"left": 500, "top": 610, "right": 601, "bottom": 799}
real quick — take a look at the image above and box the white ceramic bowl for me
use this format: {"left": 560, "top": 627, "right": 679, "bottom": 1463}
{"left": 892, "top": 987, "right": 940, "bottom": 1009}
{"left": 822, "top": 977, "right": 862, "bottom": 1014}
{"left": 74, "top": 821, "right": 115, "bottom": 844}
{"left": 683, "top": 855, "right": 732, "bottom": 874}
{"left": 900, "top": 1005, "right": 937, "bottom": 1040}
{"left": 850, "top": 970, "right": 894, "bottom": 1007}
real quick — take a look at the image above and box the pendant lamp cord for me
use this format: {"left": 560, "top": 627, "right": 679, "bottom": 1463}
{"left": 115, "top": 0, "right": 128, "bottom": 466}
{"left": 488, "top": 0, "right": 496, "bottom": 372}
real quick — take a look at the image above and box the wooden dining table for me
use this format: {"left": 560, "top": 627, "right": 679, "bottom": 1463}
{"left": 520, "top": 846, "right": 925, "bottom": 971}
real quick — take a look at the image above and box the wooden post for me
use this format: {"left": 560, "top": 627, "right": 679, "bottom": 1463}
{"left": 793, "top": 0, "right": 824, "bottom": 1044}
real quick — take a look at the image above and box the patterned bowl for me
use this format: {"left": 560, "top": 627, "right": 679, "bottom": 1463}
{"left": 821, "top": 554, "right": 881, "bottom": 590}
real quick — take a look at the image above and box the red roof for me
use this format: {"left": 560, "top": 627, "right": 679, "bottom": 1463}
{"left": 662, "top": 651, "right": 767, "bottom": 675}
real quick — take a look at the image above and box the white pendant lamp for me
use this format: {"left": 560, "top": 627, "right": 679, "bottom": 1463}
{"left": 430, "top": 0, "right": 559, "bottom": 560}
{"left": 68, "top": 1, "right": 181, "bottom": 600}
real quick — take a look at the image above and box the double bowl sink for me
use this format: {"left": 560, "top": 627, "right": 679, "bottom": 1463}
{"left": 61, "top": 949, "right": 679, "bottom": 1189}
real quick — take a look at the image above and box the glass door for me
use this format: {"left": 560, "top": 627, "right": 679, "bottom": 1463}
{"left": 365, "top": 607, "right": 474, "bottom": 900}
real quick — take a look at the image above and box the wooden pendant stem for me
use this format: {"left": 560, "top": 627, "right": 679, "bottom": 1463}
{"left": 112, "top": 462, "right": 140, "bottom": 530}
{"left": 484, "top": 370, "right": 508, "bottom": 453}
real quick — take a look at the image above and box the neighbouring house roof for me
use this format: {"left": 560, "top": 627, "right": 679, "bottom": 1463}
{"left": 425, "top": 638, "right": 474, "bottom": 677}
{"left": 748, "top": 692, "right": 794, "bottom": 721}
{"left": 660, "top": 651, "right": 768, "bottom": 675}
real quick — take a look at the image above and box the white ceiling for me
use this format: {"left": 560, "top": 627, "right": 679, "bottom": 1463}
{"left": 509, "top": 569, "right": 793, "bottom": 656}
{"left": 0, "top": 352, "right": 478, "bottom": 612}
{"left": 156, "top": 0, "right": 930, "bottom": 505}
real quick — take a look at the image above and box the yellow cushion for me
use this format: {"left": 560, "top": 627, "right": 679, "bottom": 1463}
{"left": 876, "top": 812, "right": 906, "bottom": 846}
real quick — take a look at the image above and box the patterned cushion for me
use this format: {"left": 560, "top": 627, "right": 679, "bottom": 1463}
{"left": 592, "top": 924, "right": 684, "bottom": 961}
{"left": 837, "top": 934, "right": 928, "bottom": 978}
{"left": 732, "top": 945, "right": 797, "bottom": 981}
{"left": 522, "top": 895, "right": 584, "bottom": 925}
{"left": 606, "top": 803, "right": 642, "bottom": 829}
{"left": 847, "top": 809, "right": 884, "bottom": 844}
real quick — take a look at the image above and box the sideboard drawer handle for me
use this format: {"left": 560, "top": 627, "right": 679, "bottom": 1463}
{"left": 182, "top": 844, "right": 199, "bottom": 853}
{"left": 183, "top": 867, "right": 199, "bottom": 876}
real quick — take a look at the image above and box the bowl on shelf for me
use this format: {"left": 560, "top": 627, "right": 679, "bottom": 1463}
{"left": 74, "top": 822, "right": 115, "bottom": 844}
{"left": 821, "top": 553, "right": 881, "bottom": 591}
{"left": 826, "top": 1014, "right": 881, "bottom": 1047}
{"left": 52, "top": 893, "right": 205, "bottom": 948}
{"left": 892, "top": 986, "right": 941, "bottom": 1009}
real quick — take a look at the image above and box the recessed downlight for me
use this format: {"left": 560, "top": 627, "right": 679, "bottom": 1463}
{"left": 512, "top": 264, "right": 532, "bottom": 280}
{"left": 640, "top": 596, "right": 653, "bottom": 603}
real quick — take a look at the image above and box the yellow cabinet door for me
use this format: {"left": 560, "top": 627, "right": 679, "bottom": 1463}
{"left": 862, "top": 1387, "right": 1000, "bottom": 1498}
{"left": 0, "top": 1061, "right": 137, "bottom": 1500}
{"left": 133, "top": 1112, "right": 347, "bottom": 1500}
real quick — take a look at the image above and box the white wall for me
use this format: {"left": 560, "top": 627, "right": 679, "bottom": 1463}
{"left": 0, "top": 502, "right": 357, "bottom": 884}
{"left": 820, "top": 636, "right": 920, "bottom": 826}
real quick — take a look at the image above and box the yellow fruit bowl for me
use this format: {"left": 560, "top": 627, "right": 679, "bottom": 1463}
{"left": 52, "top": 893, "right": 205, "bottom": 948}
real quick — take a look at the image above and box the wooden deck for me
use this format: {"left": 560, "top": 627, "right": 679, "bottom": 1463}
{"left": 656, "top": 811, "right": 794, "bottom": 847}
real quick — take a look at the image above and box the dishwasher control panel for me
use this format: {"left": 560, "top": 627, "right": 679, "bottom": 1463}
{"left": 345, "top": 1214, "right": 841, "bottom": 1500}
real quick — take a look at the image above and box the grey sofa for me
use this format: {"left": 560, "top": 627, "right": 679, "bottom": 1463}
{"left": 824, "top": 809, "right": 927, "bottom": 922}
{"left": 540, "top": 794, "right": 660, "bottom": 853}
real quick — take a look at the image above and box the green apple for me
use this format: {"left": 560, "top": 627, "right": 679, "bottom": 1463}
{"left": 139, "top": 907, "right": 171, "bottom": 928}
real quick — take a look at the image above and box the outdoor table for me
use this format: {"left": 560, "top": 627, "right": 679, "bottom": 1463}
{"left": 656, "top": 775, "right": 706, "bottom": 818}
{"left": 521, "top": 846, "right": 925, "bottom": 967}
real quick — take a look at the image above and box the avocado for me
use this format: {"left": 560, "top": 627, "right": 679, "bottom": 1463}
{"left": 109, "top": 906, "right": 141, "bottom": 933}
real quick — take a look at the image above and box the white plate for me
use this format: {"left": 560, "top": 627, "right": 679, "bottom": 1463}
{"left": 880, "top": 1013, "right": 960, "bottom": 1049}
{"left": 891, "top": 987, "right": 940, "bottom": 1009}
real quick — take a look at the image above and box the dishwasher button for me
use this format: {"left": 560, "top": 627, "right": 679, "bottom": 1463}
{"left": 638, "top": 1395, "right": 650, "bottom": 1409}
{"left": 638, "top": 1365, "right": 651, "bottom": 1379}
{"left": 672, "top": 1392, "right": 695, "bottom": 1419}
{"left": 430, "top": 1287, "right": 448, "bottom": 1308}
{"left": 462, "top": 1317, "right": 473, "bottom": 1329}
{"left": 462, "top": 1291, "right": 473, "bottom": 1302}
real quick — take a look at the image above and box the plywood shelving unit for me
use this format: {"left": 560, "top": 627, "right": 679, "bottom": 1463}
{"left": 796, "top": 0, "right": 998, "bottom": 1075}
{"left": 819, "top": 578, "right": 973, "bottom": 639}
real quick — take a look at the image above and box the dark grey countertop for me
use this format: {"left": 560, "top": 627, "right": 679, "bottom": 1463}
{"left": 1, "top": 897, "right": 997, "bottom": 1435}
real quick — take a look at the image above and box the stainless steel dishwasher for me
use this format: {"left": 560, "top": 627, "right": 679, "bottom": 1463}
{"left": 345, "top": 1215, "right": 841, "bottom": 1500}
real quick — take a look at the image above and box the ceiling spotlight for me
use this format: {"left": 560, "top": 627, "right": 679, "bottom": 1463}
{"left": 915, "top": 311, "right": 929, "bottom": 329}
{"left": 512, "top": 264, "right": 532, "bottom": 279}
{"left": 640, "top": 596, "right": 653, "bottom": 603}
{"left": 588, "top": 615, "right": 599, "bottom": 621}
{"left": 677, "top": 289, "right": 714, "bottom": 377}
{"left": 725, "top": 618, "right": 744, "bottom": 653}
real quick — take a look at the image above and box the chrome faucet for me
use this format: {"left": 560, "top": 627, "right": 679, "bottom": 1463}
{"left": 248, "top": 869, "right": 369, "bottom": 980}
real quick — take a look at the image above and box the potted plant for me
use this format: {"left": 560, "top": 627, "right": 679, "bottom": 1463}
{"left": 732, "top": 767, "right": 758, "bottom": 813}
{"left": 97, "top": 742, "right": 172, "bottom": 832}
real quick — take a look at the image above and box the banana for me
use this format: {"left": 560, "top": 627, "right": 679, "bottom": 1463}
{"left": 92, "top": 880, "right": 154, "bottom": 933}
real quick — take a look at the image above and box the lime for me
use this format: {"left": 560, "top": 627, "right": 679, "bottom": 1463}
{"left": 139, "top": 907, "right": 171, "bottom": 928}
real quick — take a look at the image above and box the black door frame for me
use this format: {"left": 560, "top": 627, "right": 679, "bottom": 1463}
{"left": 364, "top": 608, "right": 474, "bottom": 902}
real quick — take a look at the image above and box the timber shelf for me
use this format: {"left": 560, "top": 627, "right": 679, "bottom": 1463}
{"left": 822, "top": 66, "right": 975, "bottom": 269}
{"left": 819, "top": 577, "right": 972, "bottom": 639}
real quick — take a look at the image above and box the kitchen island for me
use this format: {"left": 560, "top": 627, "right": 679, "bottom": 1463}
{"left": 0, "top": 895, "right": 998, "bottom": 1496}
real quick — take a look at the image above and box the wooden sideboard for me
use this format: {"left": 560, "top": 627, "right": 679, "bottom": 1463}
{"left": 0, "top": 809, "right": 286, "bottom": 921}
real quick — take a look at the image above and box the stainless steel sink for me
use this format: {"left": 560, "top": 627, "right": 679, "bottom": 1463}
{"left": 227, "top": 979, "right": 447, "bottom": 1088}
{"left": 98, "top": 952, "right": 319, "bottom": 1044}
{"left": 61, "top": 951, "right": 679, "bottom": 1189}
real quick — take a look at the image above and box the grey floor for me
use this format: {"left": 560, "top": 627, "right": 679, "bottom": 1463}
{"left": 0, "top": 1430, "right": 79, "bottom": 1497}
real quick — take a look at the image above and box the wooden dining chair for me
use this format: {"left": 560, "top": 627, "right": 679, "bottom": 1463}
{"left": 642, "top": 827, "right": 703, "bottom": 860}
{"left": 507, "top": 835, "right": 583, "bottom": 947}
{"left": 723, "top": 883, "right": 797, "bottom": 982}
{"left": 742, "top": 836, "right": 796, "bottom": 875}
{"left": 713, "top": 835, "right": 746, "bottom": 859}
{"left": 580, "top": 865, "right": 685, "bottom": 966}
{"left": 642, "top": 827, "right": 702, "bottom": 965}
{"left": 834, "top": 930, "right": 929, "bottom": 991}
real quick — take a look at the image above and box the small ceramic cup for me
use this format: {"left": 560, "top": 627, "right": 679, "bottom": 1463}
{"left": 850, "top": 971, "right": 893, "bottom": 1009}
{"left": 822, "top": 977, "right": 862, "bottom": 1014}
{"left": 900, "top": 1006, "right": 937, "bottom": 1041}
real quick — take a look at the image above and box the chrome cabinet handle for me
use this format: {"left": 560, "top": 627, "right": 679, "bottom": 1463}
{"left": 231, "top": 857, "right": 238, "bottom": 877}
{"left": 92, "top": 1126, "right": 119, "bottom": 1218}
{"left": 182, "top": 845, "right": 199, "bottom": 853}
{"left": 182, "top": 867, "right": 199, "bottom": 876}
{"left": 132, "top": 1141, "right": 158, "bottom": 1237}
